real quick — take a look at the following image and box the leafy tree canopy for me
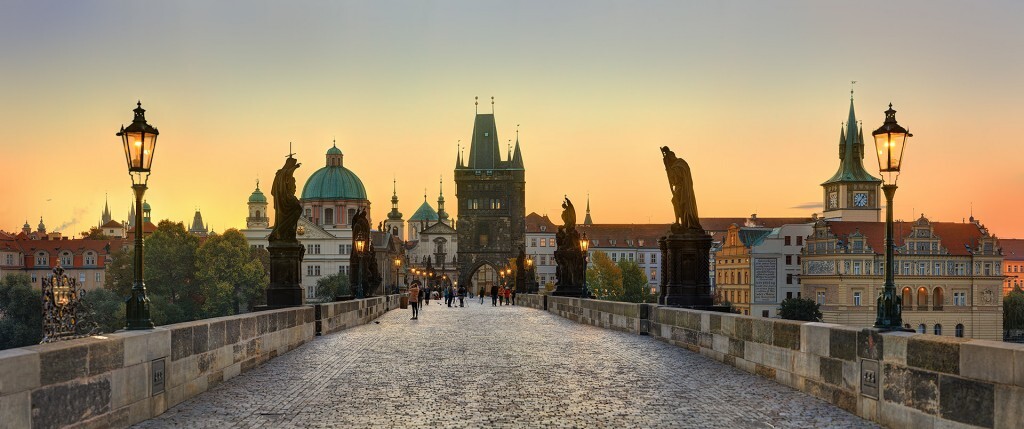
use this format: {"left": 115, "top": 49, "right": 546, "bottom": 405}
{"left": 0, "top": 274, "right": 42, "bottom": 349}
{"left": 316, "top": 273, "right": 351, "bottom": 302}
{"left": 778, "top": 297, "right": 823, "bottom": 322}
{"left": 1004, "top": 286, "right": 1024, "bottom": 331}
{"left": 586, "top": 251, "right": 623, "bottom": 300}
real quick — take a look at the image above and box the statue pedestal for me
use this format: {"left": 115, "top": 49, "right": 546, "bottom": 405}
{"left": 659, "top": 229, "right": 715, "bottom": 307}
{"left": 550, "top": 284, "right": 583, "bottom": 297}
{"left": 260, "top": 242, "right": 304, "bottom": 309}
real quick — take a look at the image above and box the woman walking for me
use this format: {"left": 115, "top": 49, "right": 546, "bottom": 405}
{"left": 408, "top": 283, "right": 420, "bottom": 320}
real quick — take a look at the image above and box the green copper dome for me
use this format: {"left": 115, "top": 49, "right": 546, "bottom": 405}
{"left": 248, "top": 186, "right": 267, "bottom": 204}
{"left": 142, "top": 201, "right": 151, "bottom": 211}
{"left": 409, "top": 200, "right": 438, "bottom": 221}
{"left": 301, "top": 145, "right": 367, "bottom": 201}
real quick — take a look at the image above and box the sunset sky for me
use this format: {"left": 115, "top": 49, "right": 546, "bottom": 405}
{"left": 2, "top": 1, "right": 1022, "bottom": 238}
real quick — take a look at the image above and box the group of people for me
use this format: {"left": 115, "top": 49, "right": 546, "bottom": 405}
{"left": 484, "top": 285, "right": 516, "bottom": 306}
{"left": 406, "top": 282, "right": 518, "bottom": 320}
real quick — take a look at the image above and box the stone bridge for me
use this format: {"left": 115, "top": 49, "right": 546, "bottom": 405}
{"left": 1, "top": 295, "right": 1022, "bottom": 428}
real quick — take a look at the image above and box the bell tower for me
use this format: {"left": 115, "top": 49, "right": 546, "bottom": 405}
{"left": 821, "top": 93, "right": 882, "bottom": 222}
{"left": 247, "top": 180, "right": 270, "bottom": 229}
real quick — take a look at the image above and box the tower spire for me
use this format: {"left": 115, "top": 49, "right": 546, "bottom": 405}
{"left": 584, "top": 193, "right": 594, "bottom": 225}
{"left": 474, "top": 96, "right": 478, "bottom": 114}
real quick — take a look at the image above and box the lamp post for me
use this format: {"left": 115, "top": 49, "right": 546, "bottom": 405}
{"left": 872, "top": 103, "right": 912, "bottom": 330}
{"left": 393, "top": 257, "right": 401, "bottom": 294}
{"left": 119, "top": 102, "right": 158, "bottom": 330}
{"left": 525, "top": 255, "right": 535, "bottom": 293}
{"left": 354, "top": 234, "right": 367, "bottom": 299}
{"left": 580, "top": 233, "right": 590, "bottom": 298}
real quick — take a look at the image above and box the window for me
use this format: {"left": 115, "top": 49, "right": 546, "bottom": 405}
{"left": 785, "top": 236, "right": 791, "bottom": 246}
{"left": 934, "top": 262, "right": 942, "bottom": 275}
{"left": 955, "top": 324, "right": 964, "bottom": 338}
{"left": 35, "top": 251, "right": 48, "bottom": 266}
{"left": 762, "top": 310, "right": 769, "bottom": 317}
{"left": 853, "top": 262, "right": 862, "bottom": 275}
{"left": 307, "top": 244, "right": 321, "bottom": 255}
{"left": 339, "top": 244, "right": 351, "bottom": 255}
{"left": 816, "top": 291, "right": 826, "bottom": 305}
{"left": 628, "top": 253, "right": 634, "bottom": 262}
{"left": 96, "top": 272, "right": 102, "bottom": 282}
{"left": 306, "top": 285, "right": 315, "bottom": 299}
{"left": 902, "top": 262, "right": 911, "bottom": 275}
{"left": 5, "top": 254, "right": 12, "bottom": 265}
{"left": 31, "top": 274, "right": 37, "bottom": 283}
{"left": 902, "top": 287, "right": 912, "bottom": 307}
{"left": 955, "top": 263, "right": 966, "bottom": 276}
{"left": 84, "top": 252, "right": 96, "bottom": 266}
{"left": 307, "top": 265, "right": 314, "bottom": 276}
{"left": 918, "top": 262, "right": 926, "bottom": 275}
{"left": 785, "top": 255, "right": 792, "bottom": 265}
{"left": 797, "top": 236, "right": 803, "bottom": 246}
{"left": 853, "top": 292, "right": 862, "bottom": 306}
{"left": 315, "top": 265, "right": 321, "bottom": 276}
{"left": 953, "top": 292, "right": 966, "bottom": 306}
{"left": 786, "top": 292, "right": 793, "bottom": 300}
{"left": 304, "top": 208, "right": 312, "bottom": 220}
{"left": 324, "top": 208, "right": 334, "bottom": 225}
{"left": 548, "top": 238, "right": 555, "bottom": 247}
{"left": 59, "top": 252, "right": 73, "bottom": 267}
{"left": 918, "top": 324, "right": 926, "bottom": 334}
{"left": 786, "top": 274, "right": 793, "bottom": 284}
{"left": 531, "top": 238, "right": 537, "bottom": 247}
{"left": 649, "top": 253, "right": 656, "bottom": 264}
{"left": 611, "top": 253, "right": 618, "bottom": 262}
{"left": 934, "top": 324, "right": 942, "bottom": 335}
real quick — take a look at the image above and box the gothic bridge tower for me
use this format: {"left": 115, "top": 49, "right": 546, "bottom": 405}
{"left": 455, "top": 99, "right": 526, "bottom": 290}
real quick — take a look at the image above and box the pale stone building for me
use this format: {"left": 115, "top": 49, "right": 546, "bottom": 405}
{"left": 801, "top": 215, "right": 1004, "bottom": 340}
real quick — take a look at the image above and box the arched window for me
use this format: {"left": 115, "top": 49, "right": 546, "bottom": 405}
{"left": 35, "top": 251, "right": 49, "bottom": 266}
{"left": 932, "top": 287, "right": 944, "bottom": 310}
{"left": 323, "top": 208, "right": 334, "bottom": 226}
{"left": 902, "top": 287, "right": 912, "bottom": 307}
{"left": 84, "top": 251, "right": 96, "bottom": 266}
{"left": 59, "top": 251, "right": 73, "bottom": 267}
{"left": 955, "top": 324, "right": 964, "bottom": 337}
{"left": 934, "top": 324, "right": 942, "bottom": 335}
{"left": 917, "top": 287, "right": 928, "bottom": 310}
{"left": 255, "top": 210, "right": 261, "bottom": 219}
{"left": 917, "top": 324, "right": 926, "bottom": 334}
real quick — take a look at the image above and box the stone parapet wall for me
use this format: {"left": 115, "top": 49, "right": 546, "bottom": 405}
{"left": 518, "top": 293, "right": 545, "bottom": 310}
{"left": 0, "top": 296, "right": 396, "bottom": 429}
{"left": 314, "top": 294, "right": 399, "bottom": 336}
{"left": 545, "top": 296, "right": 641, "bottom": 334}
{"left": 540, "top": 298, "right": 1024, "bottom": 429}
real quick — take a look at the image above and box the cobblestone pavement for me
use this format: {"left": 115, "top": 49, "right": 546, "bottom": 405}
{"left": 136, "top": 300, "right": 880, "bottom": 429}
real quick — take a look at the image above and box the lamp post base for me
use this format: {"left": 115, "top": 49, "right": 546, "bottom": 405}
{"left": 125, "top": 287, "right": 154, "bottom": 330}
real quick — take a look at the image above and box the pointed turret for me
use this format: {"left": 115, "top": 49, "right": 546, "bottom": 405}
{"left": 464, "top": 113, "right": 501, "bottom": 170}
{"left": 100, "top": 194, "right": 112, "bottom": 227}
{"left": 511, "top": 136, "right": 524, "bottom": 169}
{"left": 388, "top": 179, "right": 403, "bottom": 220}
{"left": 437, "top": 177, "right": 448, "bottom": 222}
{"left": 38, "top": 216, "right": 46, "bottom": 234}
{"left": 127, "top": 204, "right": 136, "bottom": 228}
{"left": 584, "top": 194, "right": 594, "bottom": 225}
{"left": 189, "top": 210, "right": 209, "bottom": 237}
{"left": 822, "top": 97, "right": 881, "bottom": 185}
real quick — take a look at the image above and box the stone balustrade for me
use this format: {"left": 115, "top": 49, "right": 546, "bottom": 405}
{"left": 527, "top": 295, "right": 1024, "bottom": 429}
{"left": 0, "top": 295, "right": 400, "bottom": 429}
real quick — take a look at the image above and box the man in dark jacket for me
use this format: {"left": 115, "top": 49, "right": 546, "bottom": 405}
{"left": 457, "top": 285, "right": 467, "bottom": 307}
{"left": 490, "top": 284, "right": 499, "bottom": 306}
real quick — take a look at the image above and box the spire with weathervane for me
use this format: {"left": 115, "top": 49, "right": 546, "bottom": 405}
{"left": 584, "top": 193, "right": 593, "bottom": 226}
{"left": 821, "top": 85, "right": 882, "bottom": 222}
{"left": 437, "top": 176, "right": 449, "bottom": 224}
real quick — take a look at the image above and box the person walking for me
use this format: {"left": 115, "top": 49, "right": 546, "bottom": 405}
{"left": 490, "top": 284, "right": 499, "bottom": 306}
{"left": 424, "top": 286, "right": 431, "bottom": 306}
{"left": 408, "top": 283, "right": 420, "bottom": 320}
{"left": 458, "top": 285, "right": 467, "bottom": 307}
{"left": 479, "top": 286, "right": 485, "bottom": 305}
{"left": 511, "top": 286, "right": 517, "bottom": 306}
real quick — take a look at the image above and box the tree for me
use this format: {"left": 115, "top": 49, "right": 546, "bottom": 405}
{"left": 778, "top": 297, "right": 822, "bottom": 322}
{"left": 618, "top": 260, "right": 652, "bottom": 303}
{"left": 1004, "top": 286, "right": 1024, "bottom": 331}
{"left": 196, "top": 229, "right": 268, "bottom": 316}
{"left": 0, "top": 274, "right": 42, "bottom": 349}
{"left": 144, "top": 221, "right": 200, "bottom": 306}
{"left": 80, "top": 227, "right": 111, "bottom": 240}
{"left": 105, "top": 246, "right": 134, "bottom": 297}
{"left": 316, "top": 274, "right": 351, "bottom": 302}
{"left": 586, "top": 251, "right": 623, "bottom": 300}
{"left": 78, "top": 288, "right": 125, "bottom": 335}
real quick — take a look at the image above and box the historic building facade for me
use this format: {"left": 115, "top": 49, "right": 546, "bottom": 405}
{"left": 454, "top": 111, "right": 526, "bottom": 291}
{"left": 715, "top": 225, "right": 773, "bottom": 315}
{"left": 1001, "top": 238, "right": 1024, "bottom": 296}
{"left": 801, "top": 216, "right": 1004, "bottom": 340}
{"left": 525, "top": 213, "right": 557, "bottom": 289}
{"left": 0, "top": 226, "right": 122, "bottom": 292}
{"left": 748, "top": 223, "right": 813, "bottom": 318}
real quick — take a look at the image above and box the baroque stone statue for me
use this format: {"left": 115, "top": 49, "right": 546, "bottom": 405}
{"left": 269, "top": 156, "right": 302, "bottom": 243}
{"left": 553, "top": 197, "right": 585, "bottom": 296}
{"left": 661, "top": 146, "right": 701, "bottom": 232}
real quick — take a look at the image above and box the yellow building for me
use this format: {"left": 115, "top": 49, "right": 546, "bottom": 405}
{"left": 801, "top": 216, "right": 1004, "bottom": 340}
{"left": 1000, "top": 238, "right": 1024, "bottom": 296}
{"left": 715, "top": 224, "right": 773, "bottom": 315}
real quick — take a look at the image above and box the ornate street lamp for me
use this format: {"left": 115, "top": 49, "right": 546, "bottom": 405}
{"left": 580, "top": 233, "right": 590, "bottom": 298}
{"left": 393, "top": 257, "right": 401, "bottom": 294}
{"left": 525, "top": 255, "right": 535, "bottom": 293}
{"left": 118, "top": 102, "right": 158, "bottom": 330}
{"left": 354, "top": 234, "right": 367, "bottom": 299}
{"left": 872, "top": 103, "right": 912, "bottom": 330}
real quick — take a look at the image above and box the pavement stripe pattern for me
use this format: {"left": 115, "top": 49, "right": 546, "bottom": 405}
{"left": 134, "top": 299, "right": 879, "bottom": 428}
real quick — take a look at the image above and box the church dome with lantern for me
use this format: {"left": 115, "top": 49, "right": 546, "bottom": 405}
{"left": 301, "top": 143, "right": 367, "bottom": 201}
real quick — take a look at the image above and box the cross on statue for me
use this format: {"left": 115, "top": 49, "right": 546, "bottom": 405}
{"left": 286, "top": 142, "right": 297, "bottom": 159}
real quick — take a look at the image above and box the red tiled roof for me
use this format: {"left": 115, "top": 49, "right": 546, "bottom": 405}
{"left": 17, "top": 237, "right": 126, "bottom": 268}
{"left": 1000, "top": 238, "right": 1024, "bottom": 261}
{"left": 525, "top": 213, "right": 557, "bottom": 233}
{"left": 824, "top": 221, "right": 986, "bottom": 256}
{"left": 126, "top": 221, "right": 158, "bottom": 234}
{"left": 101, "top": 220, "right": 123, "bottom": 228}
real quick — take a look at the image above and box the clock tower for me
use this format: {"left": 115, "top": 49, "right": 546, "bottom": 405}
{"left": 821, "top": 95, "right": 881, "bottom": 222}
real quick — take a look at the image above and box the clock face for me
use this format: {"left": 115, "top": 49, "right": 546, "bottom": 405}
{"left": 853, "top": 193, "right": 868, "bottom": 207}
{"left": 828, "top": 192, "right": 838, "bottom": 209}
